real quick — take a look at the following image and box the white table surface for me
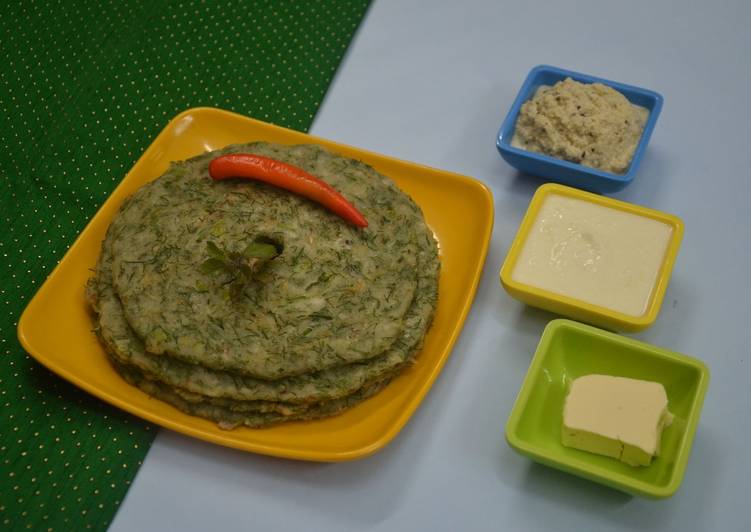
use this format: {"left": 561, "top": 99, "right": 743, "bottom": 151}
{"left": 110, "top": 1, "right": 751, "bottom": 530}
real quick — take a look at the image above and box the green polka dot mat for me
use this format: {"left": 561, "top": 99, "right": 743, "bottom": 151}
{"left": 0, "top": 1, "right": 371, "bottom": 529}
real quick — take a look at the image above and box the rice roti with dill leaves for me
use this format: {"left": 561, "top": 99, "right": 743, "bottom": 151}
{"left": 87, "top": 221, "right": 437, "bottom": 406}
{"left": 88, "top": 142, "right": 440, "bottom": 428}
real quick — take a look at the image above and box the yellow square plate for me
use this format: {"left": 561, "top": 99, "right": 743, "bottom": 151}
{"left": 18, "top": 107, "right": 494, "bottom": 461}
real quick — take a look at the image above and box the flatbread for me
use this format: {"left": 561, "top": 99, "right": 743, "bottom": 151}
{"left": 109, "top": 143, "right": 424, "bottom": 379}
{"left": 87, "top": 222, "right": 437, "bottom": 403}
{"left": 112, "top": 359, "right": 394, "bottom": 430}
{"left": 88, "top": 142, "right": 440, "bottom": 428}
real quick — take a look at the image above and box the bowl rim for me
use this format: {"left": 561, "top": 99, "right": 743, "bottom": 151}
{"left": 496, "top": 64, "right": 664, "bottom": 184}
{"left": 499, "top": 183, "right": 684, "bottom": 331}
{"left": 504, "top": 319, "right": 710, "bottom": 498}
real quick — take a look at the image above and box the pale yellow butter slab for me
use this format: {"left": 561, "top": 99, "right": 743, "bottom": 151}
{"left": 562, "top": 374, "right": 673, "bottom": 466}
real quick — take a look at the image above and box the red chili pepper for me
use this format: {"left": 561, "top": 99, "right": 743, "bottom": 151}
{"left": 208, "top": 154, "right": 368, "bottom": 228}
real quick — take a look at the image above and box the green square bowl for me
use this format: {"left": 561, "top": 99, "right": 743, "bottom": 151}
{"left": 505, "top": 319, "right": 710, "bottom": 498}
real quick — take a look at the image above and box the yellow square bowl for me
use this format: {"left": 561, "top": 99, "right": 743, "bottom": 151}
{"left": 500, "top": 184, "right": 683, "bottom": 332}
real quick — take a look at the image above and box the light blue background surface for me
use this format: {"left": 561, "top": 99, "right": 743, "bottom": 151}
{"left": 111, "top": 1, "right": 751, "bottom": 530}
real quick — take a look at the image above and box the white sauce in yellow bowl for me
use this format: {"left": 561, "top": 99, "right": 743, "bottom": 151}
{"left": 511, "top": 194, "right": 673, "bottom": 317}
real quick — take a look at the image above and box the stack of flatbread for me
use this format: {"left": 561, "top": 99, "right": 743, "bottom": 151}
{"left": 86, "top": 143, "right": 439, "bottom": 429}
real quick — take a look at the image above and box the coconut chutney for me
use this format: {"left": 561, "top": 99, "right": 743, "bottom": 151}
{"left": 511, "top": 78, "right": 649, "bottom": 174}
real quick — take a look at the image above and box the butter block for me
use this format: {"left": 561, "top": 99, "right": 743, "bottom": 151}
{"left": 562, "top": 374, "right": 673, "bottom": 466}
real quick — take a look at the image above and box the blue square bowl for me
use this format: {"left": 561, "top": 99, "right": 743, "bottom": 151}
{"left": 496, "top": 65, "right": 663, "bottom": 193}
